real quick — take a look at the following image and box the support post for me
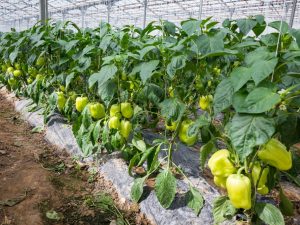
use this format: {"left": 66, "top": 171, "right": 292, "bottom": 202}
{"left": 39, "top": 0, "right": 48, "bottom": 25}
{"left": 80, "top": 8, "right": 86, "bottom": 28}
{"left": 198, "top": 0, "right": 203, "bottom": 20}
{"left": 62, "top": 11, "right": 66, "bottom": 21}
{"left": 107, "top": 2, "right": 111, "bottom": 24}
{"left": 143, "top": 0, "right": 148, "bottom": 28}
{"left": 289, "top": 0, "right": 298, "bottom": 27}
{"left": 229, "top": 8, "right": 235, "bottom": 20}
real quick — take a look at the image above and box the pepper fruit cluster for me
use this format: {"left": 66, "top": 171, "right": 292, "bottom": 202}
{"left": 207, "top": 138, "right": 292, "bottom": 211}
{"left": 208, "top": 149, "right": 236, "bottom": 189}
{"left": 108, "top": 102, "right": 133, "bottom": 140}
{"left": 208, "top": 150, "right": 252, "bottom": 210}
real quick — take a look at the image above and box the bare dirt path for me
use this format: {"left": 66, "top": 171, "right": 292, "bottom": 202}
{"left": 0, "top": 94, "right": 134, "bottom": 225}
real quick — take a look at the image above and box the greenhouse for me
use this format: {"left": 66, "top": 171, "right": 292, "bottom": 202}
{"left": 0, "top": 0, "right": 300, "bottom": 224}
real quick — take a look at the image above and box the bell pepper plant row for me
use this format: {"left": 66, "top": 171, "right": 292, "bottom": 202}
{"left": 0, "top": 16, "right": 300, "bottom": 224}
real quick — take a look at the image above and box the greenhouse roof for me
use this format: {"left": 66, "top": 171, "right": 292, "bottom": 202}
{"left": 0, "top": 0, "right": 299, "bottom": 31}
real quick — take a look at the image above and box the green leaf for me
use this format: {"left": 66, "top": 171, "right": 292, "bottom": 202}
{"left": 291, "top": 29, "right": 300, "bottom": 48}
{"left": 188, "top": 114, "right": 211, "bottom": 137}
{"left": 244, "top": 47, "right": 274, "bottom": 66}
{"left": 140, "top": 60, "right": 159, "bottom": 84}
{"left": 255, "top": 15, "right": 265, "bottom": 25}
{"left": 92, "top": 120, "right": 101, "bottom": 144}
{"left": 213, "top": 78, "right": 234, "bottom": 114}
{"left": 229, "top": 114, "right": 275, "bottom": 161}
{"left": 181, "top": 19, "right": 202, "bottom": 36}
{"left": 279, "top": 188, "right": 294, "bottom": 216}
{"left": 261, "top": 33, "right": 279, "bottom": 47}
{"left": 73, "top": 45, "right": 94, "bottom": 60}
{"left": 64, "top": 40, "right": 79, "bottom": 53}
{"left": 132, "top": 138, "right": 147, "bottom": 152}
{"left": 230, "top": 67, "right": 252, "bottom": 92}
{"left": 155, "top": 169, "right": 176, "bottom": 208}
{"left": 88, "top": 64, "right": 118, "bottom": 88}
{"left": 255, "top": 203, "right": 285, "bottom": 225}
{"left": 233, "top": 87, "right": 281, "bottom": 114}
{"left": 131, "top": 177, "right": 146, "bottom": 203}
{"left": 65, "top": 72, "right": 75, "bottom": 90}
{"left": 82, "top": 106, "right": 93, "bottom": 128}
{"left": 46, "top": 210, "right": 62, "bottom": 220}
{"left": 128, "top": 153, "right": 140, "bottom": 176}
{"left": 163, "top": 20, "right": 176, "bottom": 36}
{"left": 277, "top": 113, "right": 300, "bottom": 148}
{"left": 31, "top": 126, "right": 44, "bottom": 133}
{"left": 167, "top": 55, "right": 186, "bottom": 78}
{"left": 232, "top": 41, "right": 260, "bottom": 49}
{"left": 99, "top": 35, "right": 112, "bottom": 52}
{"left": 200, "top": 49, "right": 239, "bottom": 59}
{"left": 253, "top": 20, "right": 266, "bottom": 37}
{"left": 98, "top": 80, "right": 117, "bottom": 107}
{"left": 9, "top": 47, "right": 19, "bottom": 64}
{"left": 200, "top": 140, "right": 216, "bottom": 170}
{"left": 137, "top": 146, "right": 156, "bottom": 167}
{"left": 139, "top": 46, "right": 156, "bottom": 59}
{"left": 269, "top": 21, "right": 289, "bottom": 33}
{"left": 250, "top": 58, "right": 278, "bottom": 85}
{"left": 193, "top": 33, "right": 224, "bottom": 55}
{"left": 236, "top": 18, "right": 257, "bottom": 35}
{"left": 213, "top": 196, "right": 236, "bottom": 224}
{"left": 187, "top": 187, "right": 204, "bottom": 215}
{"left": 160, "top": 98, "right": 186, "bottom": 122}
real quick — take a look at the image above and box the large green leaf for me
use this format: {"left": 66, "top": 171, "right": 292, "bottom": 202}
{"left": 160, "top": 98, "right": 186, "bottom": 121}
{"left": 255, "top": 203, "right": 284, "bottom": 225}
{"left": 244, "top": 47, "right": 274, "bottom": 66}
{"left": 236, "top": 18, "right": 257, "bottom": 35}
{"left": 166, "top": 55, "right": 186, "bottom": 78}
{"left": 140, "top": 60, "right": 159, "bottom": 84}
{"left": 99, "top": 35, "right": 112, "bottom": 52}
{"left": 230, "top": 67, "right": 252, "bottom": 92}
{"left": 213, "top": 196, "right": 236, "bottom": 224}
{"left": 64, "top": 40, "right": 79, "bottom": 53}
{"left": 88, "top": 64, "right": 118, "bottom": 88}
{"left": 155, "top": 169, "right": 176, "bottom": 208}
{"left": 139, "top": 46, "right": 156, "bottom": 59}
{"left": 131, "top": 177, "right": 146, "bottom": 203}
{"left": 260, "top": 33, "right": 279, "bottom": 47}
{"left": 291, "top": 29, "right": 300, "bottom": 48}
{"left": 233, "top": 87, "right": 281, "bottom": 114}
{"left": 229, "top": 114, "right": 275, "bottom": 161}
{"left": 250, "top": 58, "right": 278, "bottom": 85}
{"left": 213, "top": 78, "right": 234, "bottom": 114}
{"left": 268, "top": 21, "right": 289, "bottom": 33}
{"left": 181, "top": 19, "right": 202, "bottom": 36}
{"left": 65, "top": 72, "right": 75, "bottom": 90}
{"left": 193, "top": 33, "right": 224, "bottom": 55}
{"left": 97, "top": 80, "right": 117, "bottom": 107}
{"left": 9, "top": 47, "right": 19, "bottom": 64}
{"left": 186, "top": 187, "right": 204, "bottom": 215}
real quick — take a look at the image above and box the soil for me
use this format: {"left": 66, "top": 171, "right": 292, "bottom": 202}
{"left": 0, "top": 94, "right": 136, "bottom": 225}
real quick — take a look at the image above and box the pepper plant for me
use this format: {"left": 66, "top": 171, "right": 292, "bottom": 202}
{"left": 0, "top": 15, "right": 299, "bottom": 225}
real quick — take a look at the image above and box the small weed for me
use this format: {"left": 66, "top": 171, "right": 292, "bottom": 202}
{"left": 88, "top": 167, "right": 98, "bottom": 183}
{"left": 85, "top": 193, "right": 131, "bottom": 225}
{"left": 48, "top": 176, "right": 65, "bottom": 189}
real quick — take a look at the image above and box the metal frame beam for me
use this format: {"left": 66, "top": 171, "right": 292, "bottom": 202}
{"left": 289, "top": 0, "right": 298, "bottom": 27}
{"left": 39, "top": 0, "right": 48, "bottom": 24}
